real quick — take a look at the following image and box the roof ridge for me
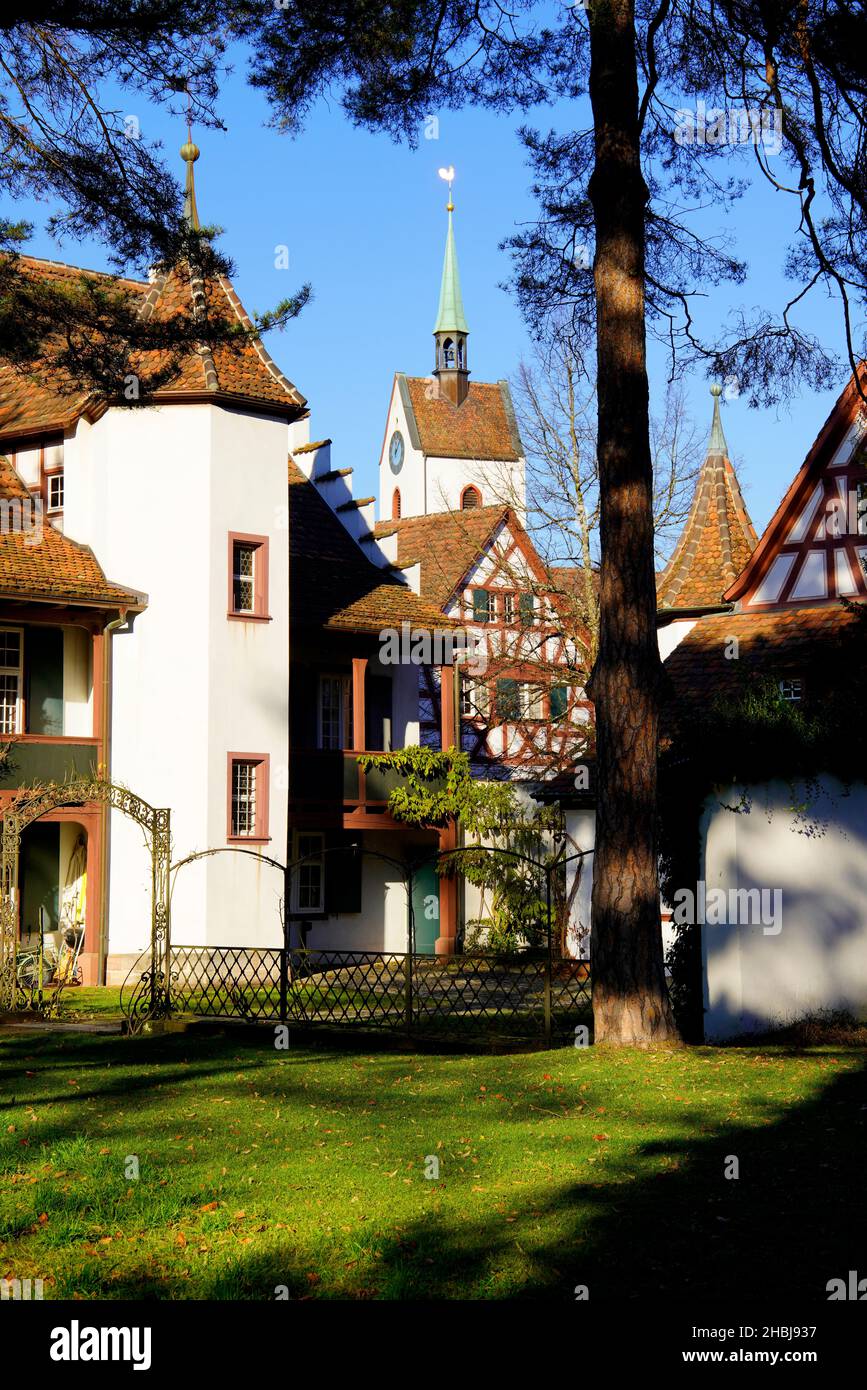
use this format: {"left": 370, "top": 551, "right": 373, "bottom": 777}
{"left": 17, "top": 253, "right": 148, "bottom": 288}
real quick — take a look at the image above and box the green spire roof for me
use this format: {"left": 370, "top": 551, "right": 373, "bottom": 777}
{"left": 434, "top": 208, "right": 468, "bottom": 335}
{"left": 707, "top": 383, "right": 729, "bottom": 456}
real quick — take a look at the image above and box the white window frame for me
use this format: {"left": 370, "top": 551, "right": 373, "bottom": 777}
{"left": 460, "top": 679, "right": 490, "bottom": 721}
{"left": 501, "top": 593, "right": 515, "bottom": 625}
{"left": 0, "top": 627, "right": 24, "bottom": 735}
{"left": 292, "top": 832, "right": 325, "bottom": 913}
{"left": 46, "top": 471, "right": 64, "bottom": 514}
{"left": 779, "top": 677, "right": 803, "bottom": 703}
{"left": 518, "top": 682, "right": 545, "bottom": 720}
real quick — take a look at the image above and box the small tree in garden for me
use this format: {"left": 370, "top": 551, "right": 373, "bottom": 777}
{"left": 359, "top": 747, "right": 582, "bottom": 954}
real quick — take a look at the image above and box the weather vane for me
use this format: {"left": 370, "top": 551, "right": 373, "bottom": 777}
{"left": 438, "top": 165, "right": 456, "bottom": 211}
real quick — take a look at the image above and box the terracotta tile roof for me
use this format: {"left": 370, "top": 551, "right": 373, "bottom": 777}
{"left": 374, "top": 505, "right": 512, "bottom": 608}
{"left": 288, "top": 458, "right": 458, "bottom": 636}
{"left": 402, "top": 375, "right": 522, "bottom": 460}
{"left": 137, "top": 265, "right": 306, "bottom": 413}
{"left": 0, "top": 456, "right": 145, "bottom": 609}
{"left": 657, "top": 452, "right": 758, "bottom": 610}
{"left": 0, "top": 258, "right": 147, "bottom": 436}
{"left": 662, "top": 603, "right": 863, "bottom": 733}
{"left": 0, "top": 255, "right": 306, "bottom": 439}
{"left": 294, "top": 438, "right": 331, "bottom": 454}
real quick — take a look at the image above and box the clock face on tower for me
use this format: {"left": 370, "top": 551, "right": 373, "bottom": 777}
{"left": 389, "top": 429, "right": 405, "bottom": 475}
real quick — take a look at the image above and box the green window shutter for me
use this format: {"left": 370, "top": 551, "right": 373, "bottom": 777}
{"left": 519, "top": 593, "right": 535, "bottom": 625}
{"left": 324, "top": 834, "right": 362, "bottom": 915}
{"left": 550, "top": 684, "right": 568, "bottom": 720}
{"left": 473, "top": 588, "right": 491, "bottom": 623}
{"left": 496, "top": 678, "right": 519, "bottom": 721}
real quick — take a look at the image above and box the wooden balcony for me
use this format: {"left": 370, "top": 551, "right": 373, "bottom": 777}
{"left": 288, "top": 749, "right": 435, "bottom": 829}
{"left": 0, "top": 736, "right": 100, "bottom": 793}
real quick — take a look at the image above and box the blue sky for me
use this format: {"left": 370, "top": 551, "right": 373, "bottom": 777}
{"left": 8, "top": 46, "right": 860, "bottom": 537}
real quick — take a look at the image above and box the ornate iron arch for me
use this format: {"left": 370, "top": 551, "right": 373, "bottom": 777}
{"left": 0, "top": 777, "right": 171, "bottom": 1017}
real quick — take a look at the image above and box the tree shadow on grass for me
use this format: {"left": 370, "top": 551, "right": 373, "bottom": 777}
{"left": 182, "top": 1049, "right": 867, "bottom": 1302}
{"left": 2, "top": 1032, "right": 866, "bottom": 1301}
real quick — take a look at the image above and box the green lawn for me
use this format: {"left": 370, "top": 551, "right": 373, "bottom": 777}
{"left": 1, "top": 1028, "right": 864, "bottom": 1300}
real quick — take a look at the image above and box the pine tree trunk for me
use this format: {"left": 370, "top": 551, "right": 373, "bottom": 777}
{"left": 586, "top": 0, "right": 679, "bottom": 1045}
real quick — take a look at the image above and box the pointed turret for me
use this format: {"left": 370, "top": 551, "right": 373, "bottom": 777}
{"left": 656, "top": 385, "right": 758, "bottom": 612}
{"left": 132, "top": 138, "right": 306, "bottom": 417}
{"left": 432, "top": 171, "right": 470, "bottom": 406}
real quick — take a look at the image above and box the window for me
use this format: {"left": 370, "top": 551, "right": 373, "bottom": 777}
{"left": 461, "top": 485, "right": 482, "bottom": 510}
{"left": 857, "top": 482, "right": 867, "bottom": 536}
{"left": 550, "top": 684, "right": 568, "bottom": 720}
{"left": 495, "top": 678, "right": 520, "bottom": 721}
{"left": 472, "top": 588, "right": 495, "bottom": 623}
{"left": 442, "top": 337, "right": 455, "bottom": 368}
{"left": 228, "top": 533, "right": 269, "bottom": 619}
{"left": 519, "top": 683, "right": 545, "bottom": 720}
{"left": 227, "top": 755, "right": 270, "bottom": 841}
{"left": 461, "top": 679, "right": 490, "bottom": 721}
{"left": 292, "top": 833, "right": 325, "bottom": 913}
{"left": 779, "top": 678, "right": 803, "bottom": 703}
{"left": 318, "top": 675, "right": 352, "bottom": 750}
{"left": 392, "top": 488, "right": 401, "bottom": 520}
{"left": 46, "top": 472, "right": 64, "bottom": 514}
{"left": 519, "top": 593, "right": 535, "bottom": 626}
{"left": 0, "top": 628, "right": 23, "bottom": 735}
{"left": 501, "top": 593, "right": 515, "bottom": 625}
{"left": 495, "top": 679, "right": 544, "bottom": 722}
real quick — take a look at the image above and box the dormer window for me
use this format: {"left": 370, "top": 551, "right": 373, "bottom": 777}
{"left": 10, "top": 436, "right": 64, "bottom": 521}
{"left": 46, "top": 471, "right": 64, "bottom": 514}
{"left": 461, "top": 485, "right": 482, "bottom": 510}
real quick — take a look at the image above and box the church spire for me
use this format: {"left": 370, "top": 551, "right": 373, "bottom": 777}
{"left": 433, "top": 167, "right": 470, "bottom": 406}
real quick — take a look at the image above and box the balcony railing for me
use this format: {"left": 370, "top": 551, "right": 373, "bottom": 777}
{"left": 0, "top": 736, "right": 100, "bottom": 791}
{"left": 289, "top": 749, "right": 436, "bottom": 823}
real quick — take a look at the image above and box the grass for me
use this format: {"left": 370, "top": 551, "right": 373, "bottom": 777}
{"left": 1, "top": 1028, "right": 865, "bottom": 1300}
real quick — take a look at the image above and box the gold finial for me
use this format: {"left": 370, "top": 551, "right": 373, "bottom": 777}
{"left": 180, "top": 109, "right": 200, "bottom": 230}
{"left": 438, "top": 165, "right": 456, "bottom": 211}
{"left": 710, "top": 382, "right": 723, "bottom": 398}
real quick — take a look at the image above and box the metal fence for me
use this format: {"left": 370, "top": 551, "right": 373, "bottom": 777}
{"left": 144, "top": 944, "right": 591, "bottom": 1043}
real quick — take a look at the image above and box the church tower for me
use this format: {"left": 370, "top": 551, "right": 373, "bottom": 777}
{"left": 432, "top": 181, "right": 470, "bottom": 407}
{"left": 376, "top": 175, "right": 526, "bottom": 523}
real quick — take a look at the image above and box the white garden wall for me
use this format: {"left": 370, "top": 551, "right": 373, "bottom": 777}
{"left": 701, "top": 776, "right": 867, "bottom": 1038}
